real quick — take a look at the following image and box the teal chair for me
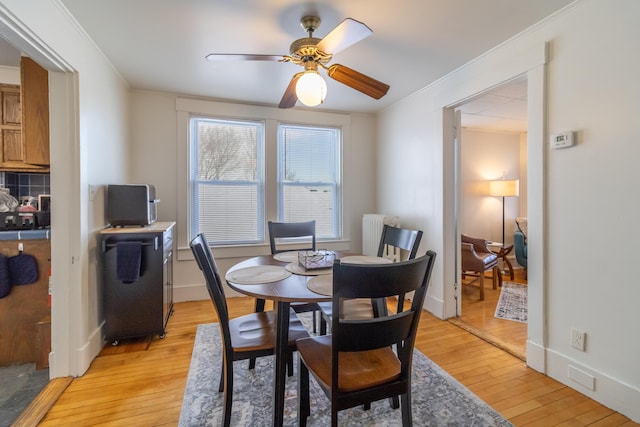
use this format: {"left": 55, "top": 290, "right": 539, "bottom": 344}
{"left": 514, "top": 218, "right": 528, "bottom": 278}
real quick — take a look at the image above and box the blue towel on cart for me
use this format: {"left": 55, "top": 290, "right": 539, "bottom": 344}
{"left": 117, "top": 241, "right": 142, "bottom": 283}
{"left": 0, "top": 254, "right": 10, "bottom": 298}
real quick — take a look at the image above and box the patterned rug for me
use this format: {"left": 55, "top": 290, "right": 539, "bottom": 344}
{"left": 494, "top": 282, "right": 528, "bottom": 323}
{"left": 179, "top": 322, "right": 512, "bottom": 426}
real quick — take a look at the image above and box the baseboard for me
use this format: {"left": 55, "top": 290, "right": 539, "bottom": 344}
{"left": 423, "top": 294, "right": 445, "bottom": 319}
{"left": 75, "top": 322, "right": 105, "bottom": 376}
{"left": 174, "top": 283, "right": 210, "bottom": 302}
{"left": 546, "top": 348, "right": 640, "bottom": 422}
{"left": 526, "top": 339, "right": 546, "bottom": 372}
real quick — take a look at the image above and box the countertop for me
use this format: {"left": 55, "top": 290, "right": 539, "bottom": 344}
{"left": 98, "top": 221, "right": 175, "bottom": 235}
{"left": 0, "top": 229, "right": 51, "bottom": 240}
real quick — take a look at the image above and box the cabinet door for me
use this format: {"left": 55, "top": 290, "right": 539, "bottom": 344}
{"left": 0, "top": 85, "right": 24, "bottom": 168}
{"left": 2, "top": 91, "right": 21, "bottom": 125}
{"left": 2, "top": 129, "right": 22, "bottom": 162}
{"left": 21, "top": 57, "right": 50, "bottom": 166}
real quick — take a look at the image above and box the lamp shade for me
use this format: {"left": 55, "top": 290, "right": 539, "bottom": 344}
{"left": 488, "top": 179, "right": 519, "bottom": 197}
{"left": 295, "top": 70, "right": 327, "bottom": 106}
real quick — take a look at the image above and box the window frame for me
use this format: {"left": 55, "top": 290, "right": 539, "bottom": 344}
{"left": 277, "top": 123, "right": 341, "bottom": 239}
{"left": 189, "top": 116, "right": 266, "bottom": 245}
{"left": 176, "top": 98, "right": 352, "bottom": 261}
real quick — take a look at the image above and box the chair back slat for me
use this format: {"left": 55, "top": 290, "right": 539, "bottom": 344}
{"left": 337, "top": 312, "right": 413, "bottom": 352}
{"left": 268, "top": 220, "right": 316, "bottom": 254}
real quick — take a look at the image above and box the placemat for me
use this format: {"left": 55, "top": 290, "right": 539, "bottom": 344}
{"left": 225, "top": 265, "right": 291, "bottom": 284}
{"left": 285, "top": 262, "right": 333, "bottom": 276}
{"left": 273, "top": 251, "right": 299, "bottom": 263}
{"left": 307, "top": 275, "right": 333, "bottom": 296}
{"left": 339, "top": 255, "right": 393, "bottom": 264}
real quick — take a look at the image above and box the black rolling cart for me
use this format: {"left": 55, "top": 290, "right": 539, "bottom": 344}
{"left": 99, "top": 221, "right": 174, "bottom": 345}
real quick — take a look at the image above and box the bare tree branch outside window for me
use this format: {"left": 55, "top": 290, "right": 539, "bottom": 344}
{"left": 197, "top": 122, "right": 257, "bottom": 181}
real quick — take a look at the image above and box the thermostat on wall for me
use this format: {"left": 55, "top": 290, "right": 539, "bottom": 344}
{"left": 551, "top": 131, "right": 575, "bottom": 149}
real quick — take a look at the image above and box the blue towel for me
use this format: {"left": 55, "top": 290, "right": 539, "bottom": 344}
{"left": 116, "top": 241, "right": 142, "bottom": 283}
{"left": 0, "top": 254, "right": 10, "bottom": 297}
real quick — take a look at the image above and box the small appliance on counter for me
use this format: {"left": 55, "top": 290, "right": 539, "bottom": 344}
{"left": 107, "top": 184, "right": 160, "bottom": 227}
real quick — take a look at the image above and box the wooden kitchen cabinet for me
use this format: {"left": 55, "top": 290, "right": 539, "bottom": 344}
{"left": 0, "top": 57, "right": 50, "bottom": 172}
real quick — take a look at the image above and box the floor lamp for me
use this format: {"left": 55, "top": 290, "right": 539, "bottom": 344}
{"left": 488, "top": 179, "right": 519, "bottom": 244}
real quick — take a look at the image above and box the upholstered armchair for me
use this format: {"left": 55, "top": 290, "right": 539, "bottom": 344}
{"left": 461, "top": 234, "right": 501, "bottom": 300}
{"left": 514, "top": 217, "right": 528, "bottom": 279}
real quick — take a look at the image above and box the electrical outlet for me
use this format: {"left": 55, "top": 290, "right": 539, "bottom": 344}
{"left": 570, "top": 328, "right": 586, "bottom": 351}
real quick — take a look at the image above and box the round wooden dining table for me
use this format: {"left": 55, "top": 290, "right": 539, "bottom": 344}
{"left": 225, "top": 251, "right": 340, "bottom": 427}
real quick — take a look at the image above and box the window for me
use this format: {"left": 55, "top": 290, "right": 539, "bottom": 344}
{"left": 190, "top": 117, "right": 264, "bottom": 245}
{"left": 278, "top": 124, "right": 341, "bottom": 238}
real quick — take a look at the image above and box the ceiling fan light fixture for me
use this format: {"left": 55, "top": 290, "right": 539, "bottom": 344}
{"left": 295, "top": 69, "right": 327, "bottom": 106}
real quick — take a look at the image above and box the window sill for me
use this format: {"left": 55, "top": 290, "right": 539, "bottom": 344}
{"left": 177, "top": 239, "right": 353, "bottom": 261}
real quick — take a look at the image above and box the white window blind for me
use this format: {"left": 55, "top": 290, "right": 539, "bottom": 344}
{"left": 190, "top": 117, "right": 264, "bottom": 244}
{"left": 278, "top": 124, "right": 340, "bottom": 238}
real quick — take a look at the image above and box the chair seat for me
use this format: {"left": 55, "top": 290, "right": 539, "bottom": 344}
{"left": 317, "top": 299, "right": 375, "bottom": 320}
{"left": 297, "top": 335, "right": 401, "bottom": 392}
{"left": 230, "top": 309, "right": 308, "bottom": 352}
{"left": 478, "top": 252, "right": 498, "bottom": 265}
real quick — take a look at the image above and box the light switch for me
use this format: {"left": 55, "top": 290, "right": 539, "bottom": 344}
{"left": 89, "top": 184, "right": 97, "bottom": 201}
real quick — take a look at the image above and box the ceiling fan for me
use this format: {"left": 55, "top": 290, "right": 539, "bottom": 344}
{"left": 205, "top": 16, "right": 390, "bottom": 108}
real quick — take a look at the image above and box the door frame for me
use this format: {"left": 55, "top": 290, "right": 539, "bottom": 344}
{"left": 0, "top": 8, "right": 82, "bottom": 377}
{"left": 442, "top": 45, "right": 548, "bottom": 372}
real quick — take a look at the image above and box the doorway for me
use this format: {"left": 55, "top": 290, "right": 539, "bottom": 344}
{"left": 448, "top": 77, "right": 532, "bottom": 361}
{"left": 0, "top": 6, "right": 81, "bottom": 423}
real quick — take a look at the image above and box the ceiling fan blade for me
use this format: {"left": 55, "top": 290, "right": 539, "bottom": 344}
{"left": 327, "top": 64, "right": 390, "bottom": 99}
{"left": 316, "top": 18, "right": 372, "bottom": 54}
{"left": 205, "top": 53, "right": 283, "bottom": 61}
{"left": 279, "top": 72, "right": 303, "bottom": 108}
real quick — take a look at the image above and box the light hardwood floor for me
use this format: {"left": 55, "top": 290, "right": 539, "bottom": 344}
{"left": 452, "top": 267, "right": 528, "bottom": 360}
{"left": 34, "top": 294, "right": 637, "bottom": 426}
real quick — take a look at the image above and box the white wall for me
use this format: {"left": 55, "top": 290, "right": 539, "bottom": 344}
{"left": 0, "top": 0, "right": 131, "bottom": 377}
{"left": 377, "top": 0, "right": 640, "bottom": 421}
{"left": 0, "top": 65, "right": 19, "bottom": 84}
{"left": 460, "top": 129, "right": 523, "bottom": 246}
{"left": 129, "top": 90, "right": 378, "bottom": 301}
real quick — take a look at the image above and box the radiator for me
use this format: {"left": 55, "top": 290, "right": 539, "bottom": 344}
{"left": 362, "top": 214, "right": 400, "bottom": 257}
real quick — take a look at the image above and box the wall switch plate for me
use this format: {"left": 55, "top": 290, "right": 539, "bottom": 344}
{"left": 551, "top": 131, "right": 575, "bottom": 149}
{"left": 89, "top": 184, "right": 97, "bottom": 201}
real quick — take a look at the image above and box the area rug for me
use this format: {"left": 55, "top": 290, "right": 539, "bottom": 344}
{"left": 179, "top": 323, "right": 512, "bottom": 426}
{"left": 494, "top": 282, "right": 528, "bottom": 323}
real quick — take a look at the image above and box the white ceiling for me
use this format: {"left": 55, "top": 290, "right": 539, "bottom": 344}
{"left": 6, "top": 1, "right": 575, "bottom": 131}
{"left": 458, "top": 77, "right": 528, "bottom": 133}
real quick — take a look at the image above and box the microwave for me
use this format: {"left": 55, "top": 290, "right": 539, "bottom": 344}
{"left": 107, "top": 184, "right": 160, "bottom": 227}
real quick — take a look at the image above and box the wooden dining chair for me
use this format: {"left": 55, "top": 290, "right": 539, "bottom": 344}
{"left": 318, "top": 224, "right": 423, "bottom": 334}
{"left": 256, "top": 220, "right": 320, "bottom": 331}
{"left": 296, "top": 252, "right": 437, "bottom": 427}
{"left": 189, "top": 234, "right": 309, "bottom": 427}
